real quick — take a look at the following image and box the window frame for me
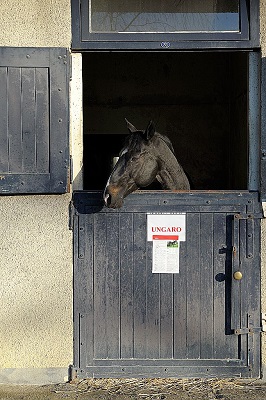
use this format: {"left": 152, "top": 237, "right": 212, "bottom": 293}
{"left": 71, "top": 0, "right": 260, "bottom": 50}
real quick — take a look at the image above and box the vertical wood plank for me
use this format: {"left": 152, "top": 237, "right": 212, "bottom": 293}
{"left": 8, "top": 67, "right": 23, "bottom": 172}
{"left": 105, "top": 213, "right": 120, "bottom": 358}
{"left": 93, "top": 213, "right": 108, "bottom": 359}
{"left": 145, "top": 240, "right": 160, "bottom": 359}
{"left": 21, "top": 68, "right": 36, "bottom": 172}
{"left": 160, "top": 274, "right": 174, "bottom": 358}
{"left": 120, "top": 213, "right": 134, "bottom": 358}
{"left": 239, "top": 218, "right": 248, "bottom": 362}
{"left": 213, "top": 213, "right": 227, "bottom": 357}
{"left": 133, "top": 213, "right": 147, "bottom": 358}
{"left": 173, "top": 239, "right": 188, "bottom": 359}
{"left": 0, "top": 67, "right": 8, "bottom": 172}
{"left": 186, "top": 212, "right": 201, "bottom": 358}
{"left": 199, "top": 213, "right": 214, "bottom": 359}
{"left": 83, "top": 213, "right": 95, "bottom": 366}
{"left": 35, "top": 68, "right": 49, "bottom": 173}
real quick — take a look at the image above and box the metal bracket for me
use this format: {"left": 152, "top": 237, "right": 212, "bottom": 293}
{"left": 234, "top": 313, "right": 262, "bottom": 335}
{"left": 262, "top": 313, "right": 266, "bottom": 332}
{"left": 234, "top": 327, "right": 261, "bottom": 335}
{"left": 234, "top": 213, "right": 263, "bottom": 220}
{"left": 69, "top": 155, "right": 73, "bottom": 185}
{"left": 69, "top": 200, "right": 75, "bottom": 231}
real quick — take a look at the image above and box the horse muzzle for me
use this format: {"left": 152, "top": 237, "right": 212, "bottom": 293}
{"left": 103, "top": 185, "right": 124, "bottom": 209}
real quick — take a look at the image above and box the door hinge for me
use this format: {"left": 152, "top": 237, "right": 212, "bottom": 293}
{"left": 234, "top": 213, "right": 263, "bottom": 220}
{"left": 234, "top": 313, "right": 262, "bottom": 335}
{"left": 234, "top": 327, "right": 261, "bottom": 335}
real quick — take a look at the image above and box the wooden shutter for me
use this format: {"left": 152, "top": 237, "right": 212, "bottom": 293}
{"left": 0, "top": 47, "right": 69, "bottom": 194}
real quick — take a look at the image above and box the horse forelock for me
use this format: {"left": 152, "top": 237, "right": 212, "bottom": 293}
{"left": 121, "top": 132, "right": 144, "bottom": 156}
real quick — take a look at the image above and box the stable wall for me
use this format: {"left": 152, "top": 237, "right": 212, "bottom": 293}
{"left": 0, "top": 0, "right": 265, "bottom": 384}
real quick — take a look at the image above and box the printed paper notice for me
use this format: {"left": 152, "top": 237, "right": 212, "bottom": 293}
{"left": 147, "top": 213, "right": 186, "bottom": 274}
{"left": 152, "top": 240, "right": 180, "bottom": 274}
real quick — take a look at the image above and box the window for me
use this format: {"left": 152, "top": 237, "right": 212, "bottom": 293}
{"left": 90, "top": 0, "right": 240, "bottom": 34}
{"left": 72, "top": 0, "right": 259, "bottom": 50}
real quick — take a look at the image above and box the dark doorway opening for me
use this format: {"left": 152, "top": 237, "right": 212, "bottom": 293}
{"left": 82, "top": 52, "right": 248, "bottom": 191}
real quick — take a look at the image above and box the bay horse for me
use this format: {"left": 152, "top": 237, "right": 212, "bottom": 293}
{"left": 104, "top": 119, "right": 190, "bottom": 208}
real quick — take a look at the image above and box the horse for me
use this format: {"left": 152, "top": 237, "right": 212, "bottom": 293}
{"left": 103, "top": 119, "right": 190, "bottom": 208}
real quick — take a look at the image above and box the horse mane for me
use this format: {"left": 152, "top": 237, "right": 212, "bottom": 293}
{"left": 122, "top": 130, "right": 176, "bottom": 157}
{"left": 155, "top": 132, "right": 176, "bottom": 156}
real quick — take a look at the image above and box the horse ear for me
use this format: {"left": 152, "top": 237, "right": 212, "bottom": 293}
{"left": 125, "top": 118, "right": 138, "bottom": 133}
{"left": 144, "top": 120, "right": 155, "bottom": 140}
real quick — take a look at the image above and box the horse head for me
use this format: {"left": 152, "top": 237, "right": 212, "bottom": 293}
{"left": 103, "top": 119, "right": 190, "bottom": 209}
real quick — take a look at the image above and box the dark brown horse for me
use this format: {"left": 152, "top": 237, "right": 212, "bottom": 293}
{"left": 104, "top": 119, "right": 190, "bottom": 208}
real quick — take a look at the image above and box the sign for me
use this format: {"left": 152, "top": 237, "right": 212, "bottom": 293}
{"left": 147, "top": 213, "right": 186, "bottom": 241}
{"left": 147, "top": 213, "right": 186, "bottom": 274}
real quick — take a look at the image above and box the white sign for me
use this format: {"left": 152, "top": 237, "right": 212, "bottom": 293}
{"left": 147, "top": 213, "right": 186, "bottom": 274}
{"left": 147, "top": 213, "right": 186, "bottom": 241}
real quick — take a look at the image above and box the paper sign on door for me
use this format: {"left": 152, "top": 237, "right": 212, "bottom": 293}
{"left": 147, "top": 213, "right": 186, "bottom": 274}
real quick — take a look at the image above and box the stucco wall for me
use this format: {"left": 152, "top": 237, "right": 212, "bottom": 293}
{"left": 0, "top": 195, "right": 72, "bottom": 368}
{"left": 0, "top": 0, "right": 71, "bottom": 48}
{"left": 0, "top": 0, "right": 74, "bottom": 384}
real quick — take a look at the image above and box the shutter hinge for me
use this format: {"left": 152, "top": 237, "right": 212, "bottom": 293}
{"left": 69, "top": 155, "right": 73, "bottom": 185}
{"left": 262, "top": 313, "right": 266, "bottom": 332}
{"left": 69, "top": 200, "right": 75, "bottom": 231}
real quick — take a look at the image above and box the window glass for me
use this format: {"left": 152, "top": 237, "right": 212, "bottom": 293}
{"left": 90, "top": 0, "right": 239, "bottom": 33}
